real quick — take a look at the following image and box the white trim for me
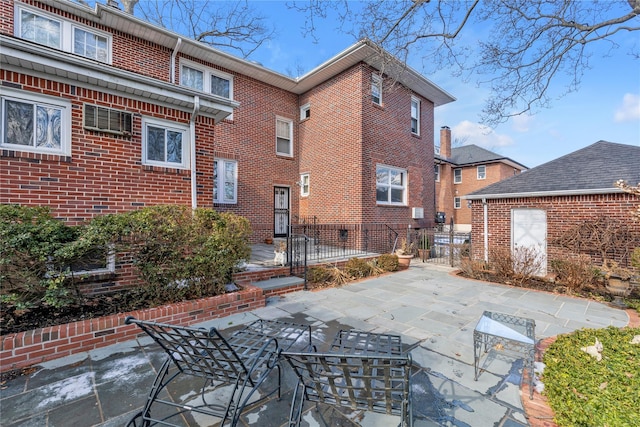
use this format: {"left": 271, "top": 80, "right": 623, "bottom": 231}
{"left": 300, "top": 103, "right": 311, "bottom": 120}
{"left": 454, "top": 197, "right": 461, "bottom": 209}
{"left": 213, "top": 158, "right": 238, "bottom": 204}
{"left": 411, "top": 96, "right": 420, "bottom": 135}
{"left": 0, "top": 88, "right": 71, "bottom": 156}
{"left": 275, "top": 116, "right": 294, "bottom": 157}
{"left": 300, "top": 173, "right": 310, "bottom": 196}
{"left": 15, "top": 3, "right": 112, "bottom": 64}
{"left": 372, "top": 74, "right": 382, "bottom": 105}
{"left": 465, "top": 188, "right": 625, "bottom": 200}
{"left": 454, "top": 168, "right": 462, "bottom": 184}
{"left": 477, "top": 165, "right": 486, "bottom": 180}
{"left": 180, "top": 58, "right": 233, "bottom": 100}
{"left": 141, "top": 117, "right": 190, "bottom": 169}
{"left": 376, "top": 164, "right": 407, "bottom": 206}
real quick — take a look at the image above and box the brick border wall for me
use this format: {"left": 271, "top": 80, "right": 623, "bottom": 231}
{"left": 0, "top": 285, "right": 265, "bottom": 373}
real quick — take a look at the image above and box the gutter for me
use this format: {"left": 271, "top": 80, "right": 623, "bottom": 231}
{"left": 482, "top": 198, "right": 488, "bottom": 263}
{"left": 190, "top": 96, "right": 200, "bottom": 210}
{"left": 465, "top": 187, "right": 623, "bottom": 200}
{"left": 170, "top": 38, "right": 183, "bottom": 84}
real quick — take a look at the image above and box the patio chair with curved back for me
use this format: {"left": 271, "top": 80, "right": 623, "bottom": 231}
{"left": 125, "top": 317, "right": 310, "bottom": 427}
{"left": 281, "top": 330, "right": 413, "bottom": 427}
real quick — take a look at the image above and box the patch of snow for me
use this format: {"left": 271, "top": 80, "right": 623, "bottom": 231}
{"left": 37, "top": 372, "right": 95, "bottom": 408}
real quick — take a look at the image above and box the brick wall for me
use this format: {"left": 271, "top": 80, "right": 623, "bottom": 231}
{"left": 0, "top": 285, "right": 266, "bottom": 373}
{"left": 469, "top": 193, "right": 640, "bottom": 265}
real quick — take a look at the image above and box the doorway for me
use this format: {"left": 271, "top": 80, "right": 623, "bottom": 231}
{"left": 274, "top": 187, "right": 290, "bottom": 237}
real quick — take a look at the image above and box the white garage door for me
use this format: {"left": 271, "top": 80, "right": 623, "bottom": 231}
{"left": 511, "top": 209, "right": 547, "bottom": 275}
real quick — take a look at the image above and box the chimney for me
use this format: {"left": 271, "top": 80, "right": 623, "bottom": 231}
{"left": 440, "top": 126, "right": 451, "bottom": 159}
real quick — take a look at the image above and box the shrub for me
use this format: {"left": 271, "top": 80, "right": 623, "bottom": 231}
{"left": 543, "top": 326, "right": 640, "bottom": 427}
{"left": 489, "top": 245, "right": 544, "bottom": 285}
{"left": 458, "top": 257, "right": 488, "bottom": 281}
{"left": 377, "top": 254, "right": 399, "bottom": 272}
{"left": 489, "top": 246, "right": 514, "bottom": 279}
{"left": 307, "top": 265, "right": 333, "bottom": 284}
{"left": 344, "top": 257, "right": 373, "bottom": 279}
{"left": 549, "top": 253, "right": 602, "bottom": 291}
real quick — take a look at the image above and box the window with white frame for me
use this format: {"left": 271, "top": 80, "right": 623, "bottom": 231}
{"left": 411, "top": 97, "right": 420, "bottom": 135}
{"left": 477, "top": 165, "right": 486, "bottom": 180}
{"left": 434, "top": 164, "right": 440, "bottom": 182}
{"left": 300, "top": 173, "right": 309, "bottom": 196}
{"left": 69, "top": 246, "right": 115, "bottom": 275}
{"left": 213, "top": 159, "right": 238, "bottom": 204}
{"left": 454, "top": 168, "right": 462, "bottom": 184}
{"left": 300, "top": 103, "right": 310, "bottom": 120}
{"left": 276, "top": 117, "right": 293, "bottom": 157}
{"left": 142, "top": 117, "right": 188, "bottom": 168}
{"left": 372, "top": 75, "right": 382, "bottom": 105}
{"left": 1, "top": 88, "right": 71, "bottom": 156}
{"left": 454, "top": 197, "right": 461, "bottom": 209}
{"left": 180, "top": 60, "right": 233, "bottom": 99}
{"left": 376, "top": 165, "right": 407, "bottom": 205}
{"left": 16, "top": 5, "right": 111, "bottom": 63}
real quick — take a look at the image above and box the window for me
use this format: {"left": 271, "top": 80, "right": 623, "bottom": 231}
{"left": 454, "top": 168, "right": 462, "bottom": 184}
{"left": 411, "top": 97, "right": 420, "bottom": 135}
{"left": 300, "top": 103, "right": 310, "bottom": 120}
{"left": 213, "top": 159, "right": 237, "bottom": 204}
{"left": 372, "top": 75, "right": 382, "bottom": 105}
{"left": 84, "top": 104, "right": 132, "bottom": 135}
{"left": 180, "top": 60, "right": 233, "bottom": 99}
{"left": 300, "top": 173, "right": 309, "bottom": 196}
{"left": 19, "top": 9, "right": 61, "bottom": 48}
{"left": 16, "top": 6, "right": 111, "bottom": 63}
{"left": 376, "top": 165, "right": 407, "bottom": 205}
{"left": 477, "top": 165, "right": 486, "bottom": 180}
{"left": 73, "top": 27, "right": 109, "bottom": 62}
{"left": 142, "top": 118, "right": 188, "bottom": 168}
{"left": 1, "top": 89, "right": 71, "bottom": 155}
{"left": 276, "top": 117, "right": 293, "bottom": 157}
{"left": 434, "top": 164, "right": 440, "bottom": 182}
{"left": 454, "top": 197, "right": 461, "bottom": 209}
{"left": 69, "top": 246, "right": 115, "bottom": 275}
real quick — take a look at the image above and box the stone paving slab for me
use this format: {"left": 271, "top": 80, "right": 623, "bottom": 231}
{"left": 0, "top": 263, "right": 630, "bottom": 427}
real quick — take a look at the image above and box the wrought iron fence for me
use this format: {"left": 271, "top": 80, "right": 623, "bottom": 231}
{"left": 408, "top": 227, "right": 471, "bottom": 267}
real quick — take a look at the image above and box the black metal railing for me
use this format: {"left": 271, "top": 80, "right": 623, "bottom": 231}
{"left": 410, "top": 227, "right": 471, "bottom": 267}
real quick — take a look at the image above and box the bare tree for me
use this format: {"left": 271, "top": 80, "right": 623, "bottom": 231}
{"left": 289, "top": 0, "right": 640, "bottom": 126}
{"left": 79, "top": 0, "right": 275, "bottom": 58}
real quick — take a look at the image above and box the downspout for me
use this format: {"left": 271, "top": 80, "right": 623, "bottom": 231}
{"left": 190, "top": 96, "right": 200, "bottom": 210}
{"left": 483, "top": 198, "right": 488, "bottom": 263}
{"left": 170, "top": 38, "right": 182, "bottom": 84}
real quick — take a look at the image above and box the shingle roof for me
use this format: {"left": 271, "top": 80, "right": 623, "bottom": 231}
{"left": 435, "top": 144, "right": 527, "bottom": 169}
{"left": 467, "top": 141, "right": 640, "bottom": 198}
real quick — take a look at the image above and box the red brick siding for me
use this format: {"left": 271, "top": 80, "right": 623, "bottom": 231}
{"left": 362, "top": 66, "right": 436, "bottom": 228}
{"left": 0, "top": 286, "right": 266, "bottom": 373}
{"left": 469, "top": 193, "right": 640, "bottom": 265}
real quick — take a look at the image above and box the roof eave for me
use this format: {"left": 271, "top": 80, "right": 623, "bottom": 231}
{"left": 465, "top": 188, "right": 624, "bottom": 200}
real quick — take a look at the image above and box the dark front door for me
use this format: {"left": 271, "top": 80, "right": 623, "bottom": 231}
{"left": 274, "top": 187, "right": 290, "bottom": 237}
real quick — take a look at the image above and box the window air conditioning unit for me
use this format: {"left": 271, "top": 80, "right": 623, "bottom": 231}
{"left": 411, "top": 207, "right": 424, "bottom": 219}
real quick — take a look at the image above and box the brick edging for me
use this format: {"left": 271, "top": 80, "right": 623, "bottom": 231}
{"left": 0, "top": 285, "right": 265, "bottom": 373}
{"left": 521, "top": 308, "right": 640, "bottom": 427}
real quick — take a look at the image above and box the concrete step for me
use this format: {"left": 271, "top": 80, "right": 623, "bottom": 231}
{"left": 252, "top": 275, "right": 305, "bottom": 292}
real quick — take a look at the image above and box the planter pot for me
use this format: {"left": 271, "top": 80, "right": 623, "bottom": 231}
{"left": 418, "top": 249, "right": 430, "bottom": 262}
{"left": 264, "top": 238, "right": 273, "bottom": 245}
{"left": 397, "top": 254, "right": 413, "bottom": 269}
{"left": 606, "top": 276, "right": 631, "bottom": 307}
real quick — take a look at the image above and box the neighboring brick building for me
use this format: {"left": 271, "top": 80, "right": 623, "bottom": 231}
{"left": 0, "top": 1, "right": 454, "bottom": 285}
{"left": 466, "top": 141, "right": 640, "bottom": 273}
{"left": 434, "top": 126, "right": 527, "bottom": 231}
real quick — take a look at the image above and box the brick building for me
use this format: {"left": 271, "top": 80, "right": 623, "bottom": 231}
{"left": 434, "top": 126, "right": 527, "bottom": 231}
{"left": 466, "top": 141, "right": 640, "bottom": 273}
{"left": 1, "top": 0, "right": 454, "bottom": 285}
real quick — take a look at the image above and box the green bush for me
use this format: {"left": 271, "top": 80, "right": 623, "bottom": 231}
{"left": 377, "top": 254, "right": 399, "bottom": 272}
{"left": 543, "top": 326, "right": 640, "bottom": 427}
{"left": 1, "top": 204, "right": 251, "bottom": 309}
{"left": 0, "top": 205, "right": 83, "bottom": 308}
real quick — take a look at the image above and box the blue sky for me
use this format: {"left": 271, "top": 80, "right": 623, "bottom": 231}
{"left": 244, "top": 1, "right": 640, "bottom": 169}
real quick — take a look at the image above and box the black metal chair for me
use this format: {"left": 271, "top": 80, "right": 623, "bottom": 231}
{"left": 282, "top": 330, "right": 413, "bottom": 427}
{"left": 125, "top": 317, "right": 310, "bottom": 427}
